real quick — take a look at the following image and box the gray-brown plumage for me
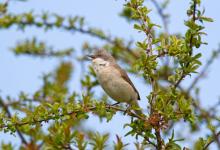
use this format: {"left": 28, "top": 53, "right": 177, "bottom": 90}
{"left": 88, "top": 49, "right": 142, "bottom": 115}
{"left": 113, "top": 64, "right": 140, "bottom": 100}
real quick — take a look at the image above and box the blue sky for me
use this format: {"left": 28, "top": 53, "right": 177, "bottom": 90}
{"left": 0, "top": 0, "right": 220, "bottom": 149}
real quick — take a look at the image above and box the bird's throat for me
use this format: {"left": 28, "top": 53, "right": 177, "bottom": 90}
{"left": 92, "top": 58, "right": 110, "bottom": 74}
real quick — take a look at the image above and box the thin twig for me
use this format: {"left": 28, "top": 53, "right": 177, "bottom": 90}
{"left": 18, "top": 19, "right": 139, "bottom": 59}
{"left": 203, "top": 131, "right": 220, "bottom": 150}
{"left": 150, "top": 0, "right": 169, "bottom": 34}
{"left": 189, "top": 1, "right": 196, "bottom": 56}
{"left": 0, "top": 97, "right": 28, "bottom": 145}
{"left": 143, "top": 135, "right": 157, "bottom": 148}
{"left": 174, "top": 0, "right": 197, "bottom": 89}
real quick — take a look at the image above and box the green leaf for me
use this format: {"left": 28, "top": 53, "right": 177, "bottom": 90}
{"left": 134, "top": 24, "right": 142, "bottom": 31}
{"left": 193, "top": 138, "right": 207, "bottom": 150}
{"left": 165, "top": 142, "right": 181, "bottom": 150}
{"left": 200, "top": 16, "right": 214, "bottom": 22}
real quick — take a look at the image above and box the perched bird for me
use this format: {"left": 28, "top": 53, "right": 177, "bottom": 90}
{"left": 87, "top": 49, "right": 142, "bottom": 115}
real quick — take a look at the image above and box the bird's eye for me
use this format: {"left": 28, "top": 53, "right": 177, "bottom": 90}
{"left": 99, "top": 64, "right": 105, "bottom": 66}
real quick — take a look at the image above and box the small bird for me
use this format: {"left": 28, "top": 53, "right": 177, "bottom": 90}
{"left": 87, "top": 49, "right": 142, "bottom": 115}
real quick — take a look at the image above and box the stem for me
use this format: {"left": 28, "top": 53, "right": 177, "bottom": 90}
{"left": 189, "top": 0, "right": 197, "bottom": 56}
{"left": 174, "top": 0, "right": 197, "bottom": 88}
{"left": 155, "top": 130, "right": 163, "bottom": 150}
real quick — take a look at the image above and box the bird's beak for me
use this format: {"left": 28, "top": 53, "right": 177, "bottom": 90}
{"left": 86, "top": 54, "right": 95, "bottom": 60}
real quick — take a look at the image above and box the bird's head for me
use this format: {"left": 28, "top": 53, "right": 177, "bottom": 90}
{"left": 87, "top": 49, "right": 115, "bottom": 66}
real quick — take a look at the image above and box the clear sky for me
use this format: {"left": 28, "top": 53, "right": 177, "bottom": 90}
{"left": 0, "top": 0, "right": 220, "bottom": 149}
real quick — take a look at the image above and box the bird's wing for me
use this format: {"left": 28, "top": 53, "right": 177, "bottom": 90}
{"left": 113, "top": 64, "right": 140, "bottom": 100}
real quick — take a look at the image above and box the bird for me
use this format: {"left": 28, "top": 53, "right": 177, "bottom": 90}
{"left": 87, "top": 49, "right": 143, "bottom": 115}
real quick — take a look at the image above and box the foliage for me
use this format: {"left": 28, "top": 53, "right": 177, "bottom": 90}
{"left": 0, "top": 0, "right": 220, "bottom": 149}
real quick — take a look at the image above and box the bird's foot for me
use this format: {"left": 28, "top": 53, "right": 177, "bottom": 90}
{"left": 111, "top": 102, "right": 120, "bottom": 106}
{"left": 124, "top": 105, "right": 131, "bottom": 115}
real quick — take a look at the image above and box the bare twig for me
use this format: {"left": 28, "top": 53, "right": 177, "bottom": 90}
{"left": 150, "top": 0, "right": 169, "bottom": 34}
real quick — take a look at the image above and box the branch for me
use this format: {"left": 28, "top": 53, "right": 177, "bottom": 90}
{"left": 144, "top": 137, "right": 157, "bottom": 148}
{"left": 0, "top": 97, "right": 28, "bottom": 145}
{"left": 174, "top": 74, "right": 185, "bottom": 89}
{"left": 150, "top": 0, "right": 169, "bottom": 34}
{"left": 0, "top": 104, "right": 147, "bottom": 129}
{"left": 189, "top": 0, "right": 197, "bottom": 56}
{"left": 155, "top": 129, "right": 163, "bottom": 150}
{"left": 203, "top": 131, "right": 220, "bottom": 150}
{"left": 174, "top": 0, "right": 197, "bottom": 88}
{"left": 0, "top": 13, "right": 138, "bottom": 59}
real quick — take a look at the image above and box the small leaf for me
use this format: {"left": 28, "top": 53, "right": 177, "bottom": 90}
{"left": 200, "top": 16, "right": 214, "bottom": 22}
